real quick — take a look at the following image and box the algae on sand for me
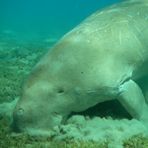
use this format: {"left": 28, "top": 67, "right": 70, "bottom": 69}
{"left": 0, "top": 40, "right": 48, "bottom": 103}
{"left": 1, "top": 119, "right": 148, "bottom": 148}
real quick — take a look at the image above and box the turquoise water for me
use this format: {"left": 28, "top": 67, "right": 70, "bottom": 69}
{"left": 0, "top": 0, "right": 123, "bottom": 42}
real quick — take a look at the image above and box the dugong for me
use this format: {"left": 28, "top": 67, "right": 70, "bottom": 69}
{"left": 12, "top": 0, "right": 148, "bottom": 135}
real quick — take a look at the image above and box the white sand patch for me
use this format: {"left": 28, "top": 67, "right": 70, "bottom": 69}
{"left": 53, "top": 115, "right": 148, "bottom": 147}
{"left": 0, "top": 99, "right": 148, "bottom": 147}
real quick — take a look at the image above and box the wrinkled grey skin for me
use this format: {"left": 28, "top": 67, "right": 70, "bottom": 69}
{"left": 12, "top": 0, "right": 148, "bottom": 135}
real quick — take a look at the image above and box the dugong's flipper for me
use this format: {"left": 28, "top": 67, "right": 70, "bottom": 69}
{"left": 118, "top": 80, "right": 148, "bottom": 124}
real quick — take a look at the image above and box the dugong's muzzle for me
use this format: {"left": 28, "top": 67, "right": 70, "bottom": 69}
{"left": 11, "top": 107, "right": 26, "bottom": 132}
{"left": 11, "top": 105, "right": 65, "bottom": 135}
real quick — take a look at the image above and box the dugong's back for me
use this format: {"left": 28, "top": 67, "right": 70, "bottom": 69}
{"left": 46, "top": 0, "right": 148, "bottom": 86}
{"left": 66, "top": 0, "right": 148, "bottom": 60}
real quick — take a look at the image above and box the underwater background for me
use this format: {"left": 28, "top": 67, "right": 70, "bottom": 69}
{"left": 1, "top": 0, "right": 148, "bottom": 147}
{"left": 0, "top": 0, "right": 123, "bottom": 42}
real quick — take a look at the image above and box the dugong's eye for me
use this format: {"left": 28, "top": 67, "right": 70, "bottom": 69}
{"left": 57, "top": 88, "right": 64, "bottom": 94}
{"left": 17, "top": 108, "right": 24, "bottom": 116}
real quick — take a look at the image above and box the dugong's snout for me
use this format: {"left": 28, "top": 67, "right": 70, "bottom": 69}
{"left": 11, "top": 103, "right": 65, "bottom": 135}
{"left": 11, "top": 107, "right": 26, "bottom": 132}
